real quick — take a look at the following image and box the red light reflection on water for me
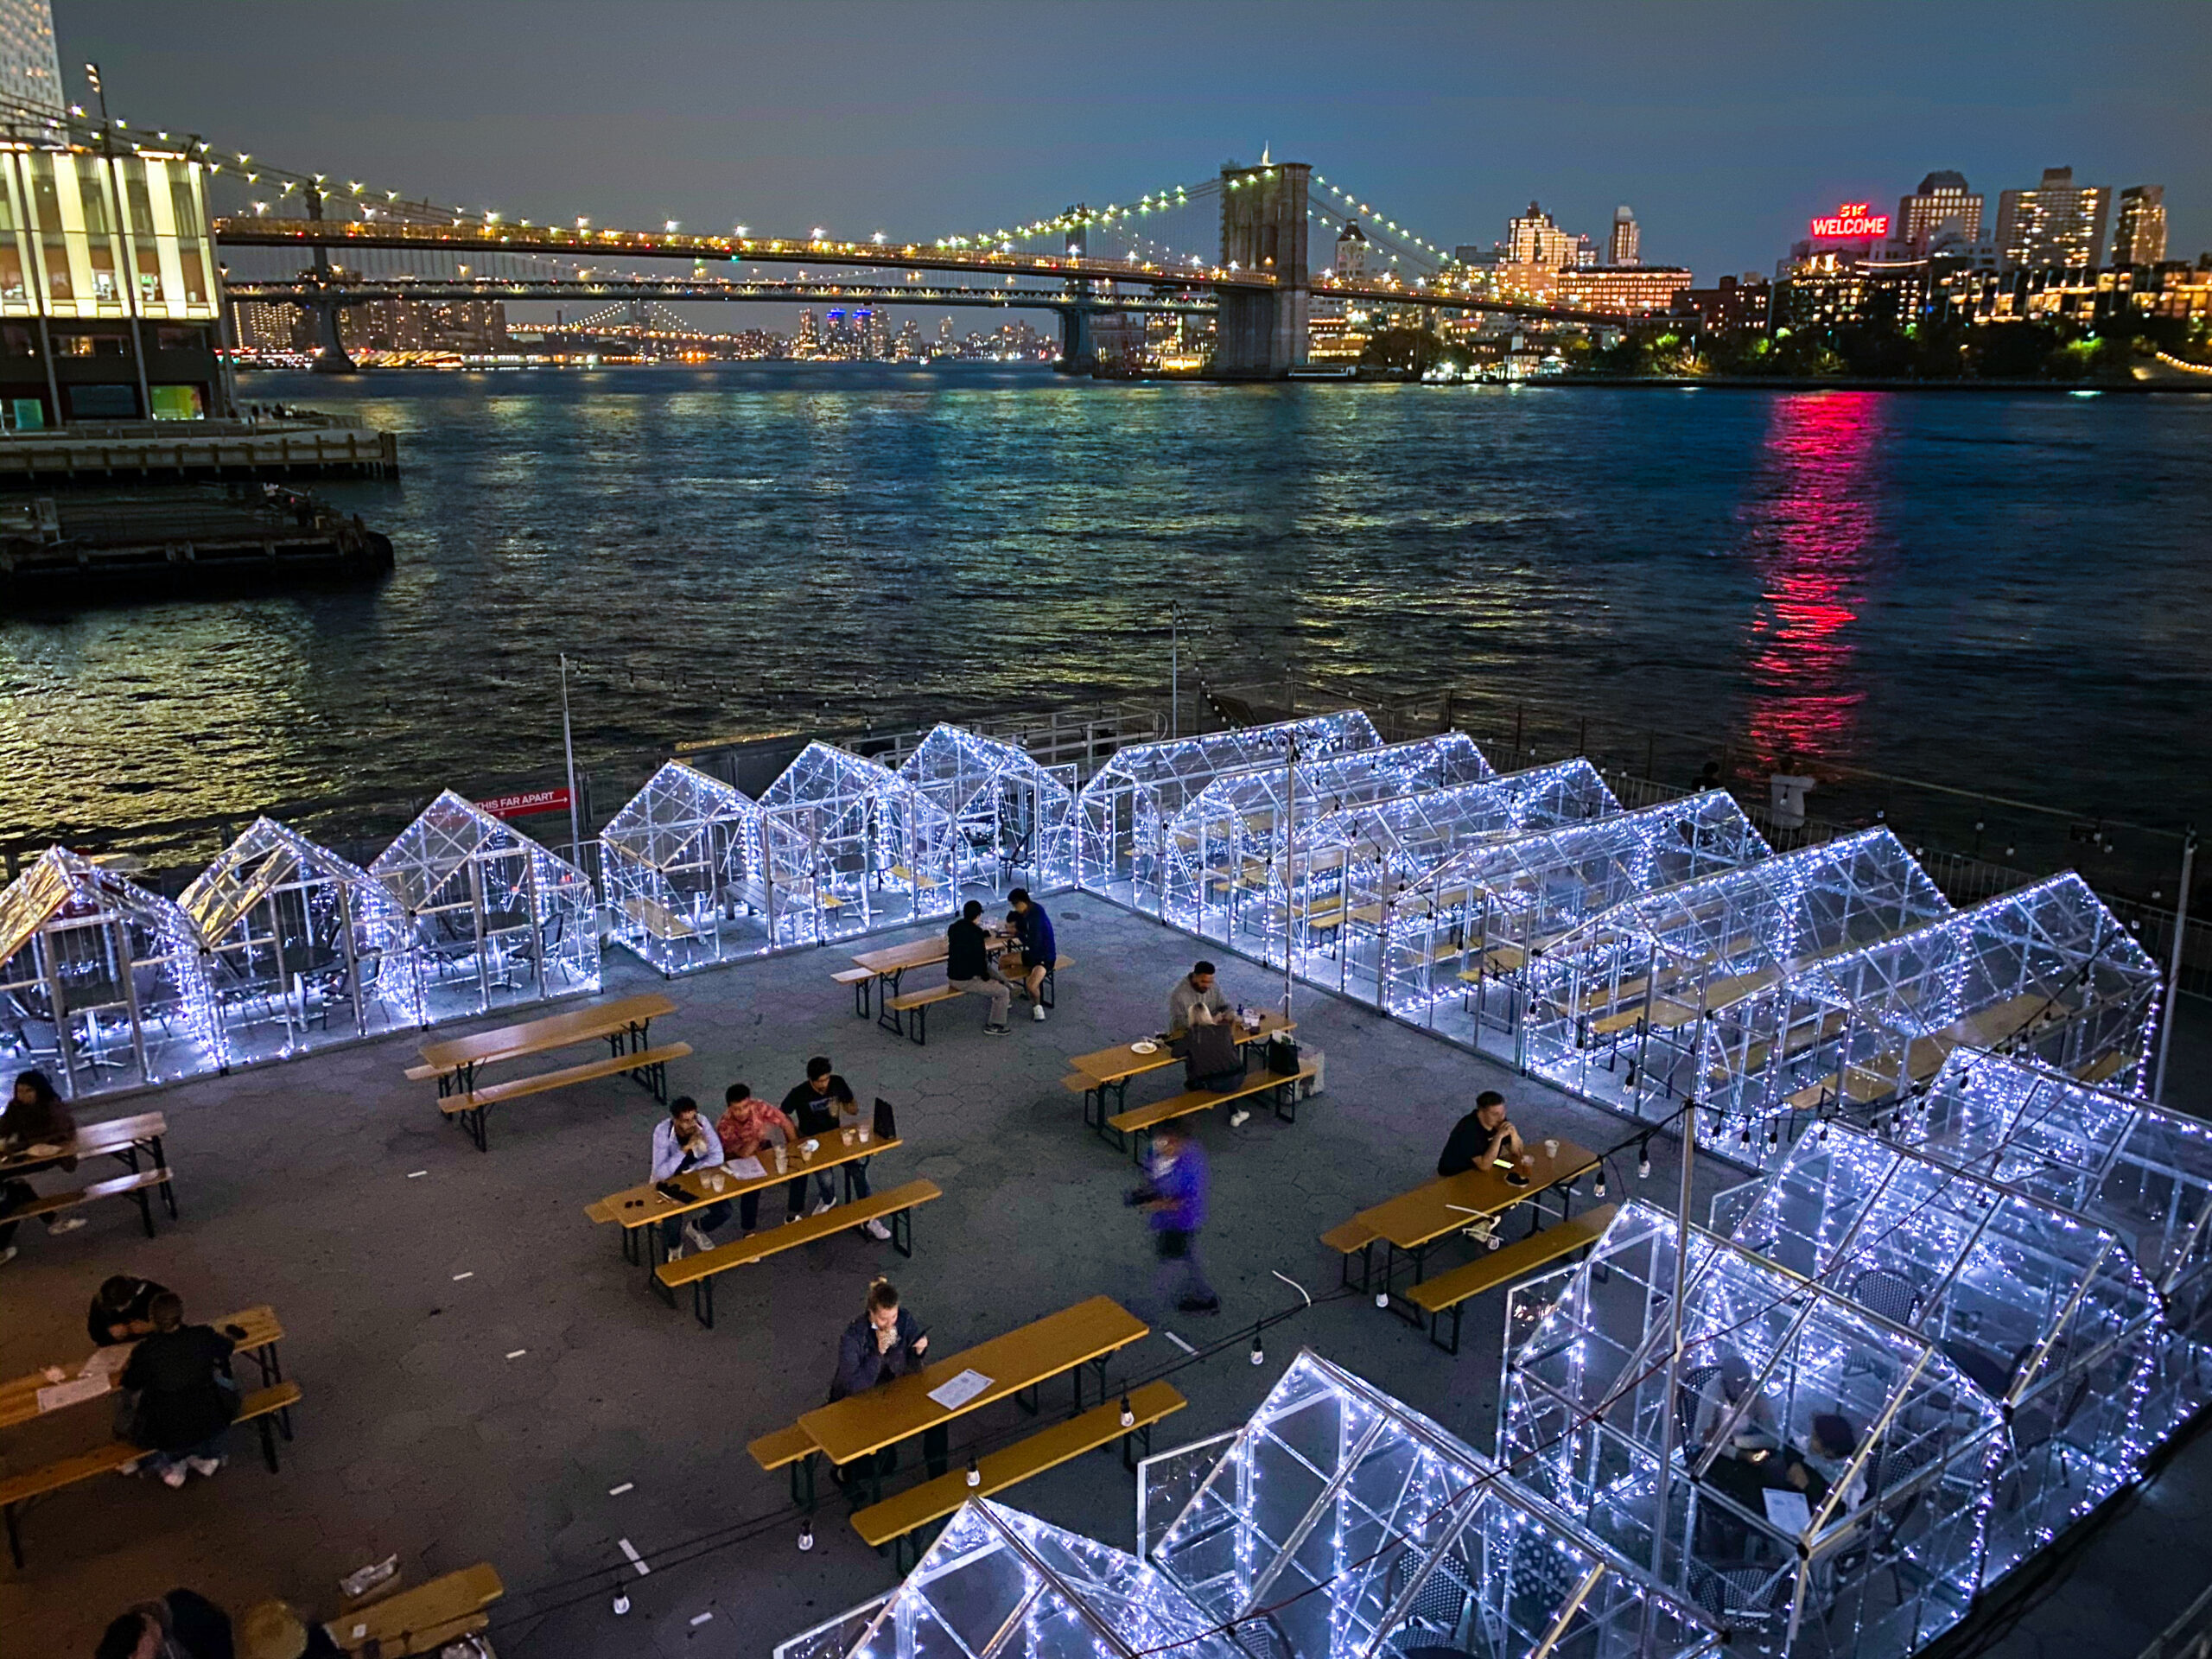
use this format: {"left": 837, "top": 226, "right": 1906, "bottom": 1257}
{"left": 1739, "top": 394, "right": 1884, "bottom": 771}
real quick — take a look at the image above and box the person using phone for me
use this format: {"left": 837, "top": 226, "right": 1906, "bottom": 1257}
{"left": 829, "top": 1278, "right": 944, "bottom": 1484}
{"left": 649, "top": 1096, "right": 731, "bottom": 1261}
{"left": 1437, "top": 1090, "right": 1525, "bottom": 1178}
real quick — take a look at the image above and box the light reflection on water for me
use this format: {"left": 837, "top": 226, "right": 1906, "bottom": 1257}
{"left": 0, "top": 365, "right": 2206, "bottom": 846}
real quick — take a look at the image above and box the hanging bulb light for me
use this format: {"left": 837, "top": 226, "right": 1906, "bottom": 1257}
{"left": 798, "top": 1519, "right": 814, "bottom": 1552}
{"left": 1251, "top": 1330, "right": 1266, "bottom": 1366}
{"left": 613, "top": 1591, "right": 632, "bottom": 1616}
{"left": 1120, "top": 1395, "right": 1136, "bottom": 1429}
{"left": 965, "top": 1452, "right": 981, "bottom": 1488}
{"left": 1593, "top": 1169, "right": 1607, "bottom": 1198}
{"left": 1637, "top": 1141, "right": 1652, "bottom": 1179}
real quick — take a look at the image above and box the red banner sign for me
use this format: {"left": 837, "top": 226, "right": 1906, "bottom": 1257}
{"left": 477, "top": 787, "right": 571, "bottom": 820}
{"left": 1810, "top": 202, "right": 1890, "bottom": 239}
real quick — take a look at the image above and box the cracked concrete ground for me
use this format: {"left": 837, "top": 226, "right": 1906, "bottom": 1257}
{"left": 0, "top": 899, "right": 2203, "bottom": 1658}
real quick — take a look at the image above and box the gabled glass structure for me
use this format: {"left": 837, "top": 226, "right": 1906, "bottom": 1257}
{"left": 1894, "top": 1052, "right": 2212, "bottom": 1439}
{"left": 0, "top": 847, "right": 221, "bottom": 1096}
{"left": 1523, "top": 829, "right": 1954, "bottom": 1144}
{"left": 758, "top": 741, "right": 958, "bottom": 946}
{"left": 895, "top": 723, "right": 1079, "bottom": 896}
{"left": 369, "top": 791, "right": 600, "bottom": 1020}
{"left": 600, "top": 760, "right": 770, "bottom": 974}
{"left": 1503, "top": 1202, "right": 2005, "bottom": 1659}
{"left": 1777, "top": 874, "right": 2161, "bottom": 1118}
{"left": 1376, "top": 791, "right": 1771, "bottom": 1051}
{"left": 182, "top": 817, "right": 425, "bottom": 1060}
{"left": 1077, "top": 710, "right": 1383, "bottom": 902}
{"left": 1145, "top": 1349, "right": 1725, "bottom": 1659}
{"left": 1154, "top": 731, "right": 1494, "bottom": 925}
{"left": 1720, "top": 1125, "right": 2160, "bottom": 1586}
{"left": 779, "top": 1499, "right": 1248, "bottom": 1659}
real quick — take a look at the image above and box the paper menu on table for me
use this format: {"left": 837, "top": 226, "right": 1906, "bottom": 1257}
{"left": 724, "top": 1156, "right": 766, "bottom": 1180}
{"left": 1762, "top": 1488, "right": 1813, "bottom": 1535}
{"left": 35, "top": 1374, "right": 111, "bottom": 1414}
{"left": 927, "top": 1370, "right": 993, "bottom": 1411}
{"left": 79, "top": 1344, "right": 135, "bottom": 1379}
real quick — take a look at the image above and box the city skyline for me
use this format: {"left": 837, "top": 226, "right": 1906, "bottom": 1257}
{"left": 49, "top": 0, "right": 2209, "bottom": 289}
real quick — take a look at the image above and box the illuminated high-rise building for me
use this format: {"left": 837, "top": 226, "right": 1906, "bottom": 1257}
{"left": 0, "top": 0, "right": 61, "bottom": 112}
{"left": 1995, "top": 168, "right": 2111, "bottom": 270}
{"left": 1505, "top": 202, "right": 1576, "bottom": 269}
{"left": 1607, "top": 207, "right": 1640, "bottom": 267}
{"left": 2110, "top": 185, "right": 2167, "bottom": 265}
{"left": 1896, "top": 171, "right": 1984, "bottom": 256}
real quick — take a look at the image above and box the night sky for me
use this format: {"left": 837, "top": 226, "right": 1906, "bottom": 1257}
{"left": 59, "top": 0, "right": 2210, "bottom": 283}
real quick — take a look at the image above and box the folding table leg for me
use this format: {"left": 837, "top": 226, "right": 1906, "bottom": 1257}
{"left": 257, "top": 1415, "right": 283, "bottom": 1473}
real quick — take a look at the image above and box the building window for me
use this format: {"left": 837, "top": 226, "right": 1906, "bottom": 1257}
{"left": 54, "top": 330, "right": 126, "bottom": 357}
{"left": 149, "top": 384, "right": 203, "bottom": 421}
{"left": 3, "top": 397, "right": 43, "bottom": 430}
{"left": 1, "top": 324, "right": 31, "bottom": 356}
{"left": 67, "top": 384, "right": 137, "bottom": 419}
{"left": 155, "top": 326, "right": 200, "bottom": 351}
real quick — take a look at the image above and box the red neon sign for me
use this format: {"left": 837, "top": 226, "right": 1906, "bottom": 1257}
{"left": 1810, "top": 201, "right": 1890, "bottom": 238}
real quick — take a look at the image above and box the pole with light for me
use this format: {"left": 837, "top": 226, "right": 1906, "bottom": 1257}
{"left": 84, "top": 62, "right": 108, "bottom": 131}
{"left": 1168, "top": 600, "right": 1182, "bottom": 739}
{"left": 559, "top": 654, "right": 584, "bottom": 868}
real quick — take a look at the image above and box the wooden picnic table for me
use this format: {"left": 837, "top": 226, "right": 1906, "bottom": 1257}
{"left": 325, "top": 1561, "right": 504, "bottom": 1656}
{"left": 793, "top": 1295, "right": 1148, "bottom": 1499}
{"left": 1351, "top": 1139, "right": 1598, "bottom": 1313}
{"left": 0, "top": 1109, "right": 168, "bottom": 1179}
{"left": 0, "top": 1305, "right": 283, "bottom": 1432}
{"left": 851, "top": 927, "right": 1012, "bottom": 979}
{"left": 1071, "top": 1013, "right": 1293, "bottom": 1086}
{"left": 587, "top": 1132, "right": 904, "bottom": 1293}
{"left": 409, "top": 992, "right": 684, "bottom": 1150}
{"left": 412, "top": 992, "right": 676, "bottom": 1080}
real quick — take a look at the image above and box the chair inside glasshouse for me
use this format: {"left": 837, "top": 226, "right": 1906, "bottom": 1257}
{"left": 1377, "top": 790, "right": 1770, "bottom": 1052}
{"left": 369, "top": 791, "right": 600, "bottom": 1020}
{"left": 182, "top": 817, "right": 425, "bottom": 1062}
{"left": 1523, "top": 828, "right": 1954, "bottom": 1139}
{"left": 1076, "top": 710, "right": 1384, "bottom": 904}
{"left": 1719, "top": 1124, "right": 2162, "bottom": 1586}
{"left": 1897, "top": 1052, "right": 2212, "bottom": 1440}
{"left": 757, "top": 741, "right": 957, "bottom": 946}
{"left": 1143, "top": 1349, "right": 1725, "bottom": 1659}
{"left": 0, "top": 847, "right": 222, "bottom": 1097}
{"left": 894, "top": 724, "right": 1077, "bottom": 896}
{"left": 1502, "top": 1202, "right": 2005, "bottom": 1659}
{"left": 600, "top": 760, "right": 770, "bottom": 973}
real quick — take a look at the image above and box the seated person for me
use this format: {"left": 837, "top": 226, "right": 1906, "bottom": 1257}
{"left": 650, "top": 1096, "right": 732, "bottom": 1261}
{"left": 830, "top": 1277, "right": 944, "bottom": 1485}
{"left": 1784, "top": 1413, "right": 1866, "bottom": 1515}
{"left": 1693, "top": 1352, "right": 1782, "bottom": 1461}
{"left": 715, "top": 1083, "right": 797, "bottom": 1236}
{"left": 1171, "top": 1001, "right": 1255, "bottom": 1122}
{"left": 1438, "top": 1090, "right": 1524, "bottom": 1177}
{"left": 89, "top": 1274, "right": 171, "bottom": 1345}
{"left": 998, "top": 887, "right": 1056, "bottom": 1022}
{"left": 1167, "top": 961, "right": 1231, "bottom": 1036}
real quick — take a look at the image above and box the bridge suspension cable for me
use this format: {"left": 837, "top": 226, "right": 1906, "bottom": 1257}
{"left": 931, "top": 176, "right": 1220, "bottom": 251}
{"left": 1308, "top": 173, "right": 1453, "bottom": 271}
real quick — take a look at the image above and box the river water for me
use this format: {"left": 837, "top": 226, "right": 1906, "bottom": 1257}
{"left": 2, "top": 365, "right": 2208, "bottom": 872}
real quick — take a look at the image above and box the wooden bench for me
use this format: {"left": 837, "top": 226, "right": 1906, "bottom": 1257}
{"left": 622, "top": 894, "right": 696, "bottom": 943}
{"left": 1106, "top": 1065, "right": 1317, "bottom": 1165}
{"left": 10, "top": 1166, "right": 176, "bottom": 1240}
{"left": 0, "top": 1381, "right": 300, "bottom": 1567}
{"left": 1321, "top": 1218, "right": 1380, "bottom": 1293}
{"left": 657, "top": 1178, "right": 944, "bottom": 1327}
{"left": 832, "top": 965, "right": 877, "bottom": 1019}
{"left": 882, "top": 954, "right": 1072, "bottom": 1044}
{"left": 1405, "top": 1205, "right": 1618, "bottom": 1355}
{"left": 325, "top": 1561, "right": 504, "bottom": 1656}
{"left": 749, "top": 1422, "right": 823, "bottom": 1508}
{"left": 442, "top": 1042, "right": 692, "bottom": 1151}
{"left": 851, "top": 1380, "right": 1188, "bottom": 1569}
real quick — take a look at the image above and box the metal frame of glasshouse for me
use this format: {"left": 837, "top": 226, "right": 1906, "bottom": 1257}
{"left": 894, "top": 722, "right": 1080, "bottom": 896}
{"left": 1140, "top": 1348, "right": 1725, "bottom": 1659}
{"left": 1376, "top": 790, "right": 1772, "bottom": 1049}
{"left": 1187, "top": 759, "right": 1624, "bottom": 985}
{"left": 1501, "top": 1200, "right": 2005, "bottom": 1659}
{"left": 1715, "top": 1123, "right": 2162, "bottom": 1590}
{"left": 1894, "top": 1051, "right": 2212, "bottom": 1440}
{"left": 756, "top": 740, "right": 962, "bottom": 947}
{"left": 773, "top": 1499, "right": 1250, "bottom": 1659}
{"left": 0, "top": 847, "right": 223, "bottom": 1097}
{"left": 182, "top": 817, "right": 426, "bottom": 1062}
{"left": 1076, "top": 709, "right": 1384, "bottom": 902}
{"left": 1523, "top": 828, "right": 1955, "bottom": 1148}
{"left": 599, "top": 760, "right": 771, "bottom": 975}
{"left": 1773, "top": 874, "right": 2162, "bottom": 1122}
{"left": 1153, "top": 730, "right": 1495, "bottom": 928}
{"left": 369, "top": 790, "right": 601, "bottom": 1020}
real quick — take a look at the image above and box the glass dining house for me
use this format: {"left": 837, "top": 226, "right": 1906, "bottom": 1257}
{"left": 0, "top": 846, "right": 222, "bottom": 1096}
{"left": 893, "top": 723, "right": 1079, "bottom": 896}
{"left": 599, "top": 760, "right": 771, "bottom": 974}
{"left": 756, "top": 741, "right": 958, "bottom": 948}
{"left": 181, "top": 817, "right": 426, "bottom": 1062}
{"left": 368, "top": 791, "right": 600, "bottom": 1020}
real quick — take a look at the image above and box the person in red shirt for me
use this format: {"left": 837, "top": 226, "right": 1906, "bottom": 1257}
{"left": 715, "top": 1081, "right": 797, "bottom": 1236}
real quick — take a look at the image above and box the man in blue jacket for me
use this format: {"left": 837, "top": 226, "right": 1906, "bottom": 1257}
{"left": 1000, "top": 887, "right": 1057, "bottom": 1023}
{"left": 1135, "top": 1120, "right": 1219, "bottom": 1315}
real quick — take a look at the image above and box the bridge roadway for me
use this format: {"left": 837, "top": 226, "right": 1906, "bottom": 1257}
{"left": 224, "top": 276, "right": 1216, "bottom": 313}
{"left": 213, "top": 218, "right": 1669, "bottom": 327}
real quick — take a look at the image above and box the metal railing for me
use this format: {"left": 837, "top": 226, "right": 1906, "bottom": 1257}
{"left": 2139, "top": 1582, "right": 2212, "bottom": 1659}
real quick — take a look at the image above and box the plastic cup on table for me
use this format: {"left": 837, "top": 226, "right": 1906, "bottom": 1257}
{"left": 858, "top": 1126, "right": 871, "bottom": 1145}
{"left": 841, "top": 1127, "right": 855, "bottom": 1147}
{"left": 772, "top": 1146, "right": 787, "bottom": 1174}
{"left": 1543, "top": 1137, "right": 1560, "bottom": 1160}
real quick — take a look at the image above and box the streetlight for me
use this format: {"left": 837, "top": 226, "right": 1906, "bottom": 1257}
{"left": 83, "top": 61, "right": 108, "bottom": 128}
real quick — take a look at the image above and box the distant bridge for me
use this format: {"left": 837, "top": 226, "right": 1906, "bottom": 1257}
{"left": 225, "top": 276, "right": 1217, "bottom": 315}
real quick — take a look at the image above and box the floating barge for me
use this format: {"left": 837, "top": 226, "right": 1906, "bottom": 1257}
{"left": 0, "top": 412, "right": 398, "bottom": 485}
{"left": 0, "top": 488, "right": 394, "bottom": 605}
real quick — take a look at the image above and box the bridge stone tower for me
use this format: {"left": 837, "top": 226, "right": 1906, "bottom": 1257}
{"left": 1056, "top": 204, "right": 1095, "bottom": 372}
{"left": 1213, "top": 161, "right": 1309, "bottom": 378}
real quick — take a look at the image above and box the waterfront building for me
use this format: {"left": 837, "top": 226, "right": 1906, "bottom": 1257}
{"left": 1332, "top": 218, "right": 1368, "bottom": 281}
{"left": 0, "top": 113, "right": 228, "bottom": 426}
{"left": 1554, "top": 264, "right": 1689, "bottom": 314}
{"left": 340, "top": 295, "right": 508, "bottom": 356}
{"left": 2111, "top": 185, "right": 2168, "bottom": 265}
{"left": 1926, "top": 260, "right": 2208, "bottom": 327}
{"left": 1996, "top": 167, "right": 2112, "bottom": 269}
{"left": 1504, "top": 200, "right": 1576, "bottom": 269}
{"left": 1671, "top": 273, "right": 1773, "bottom": 334}
{"left": 0, "top": 0, "right": 60, "bottom": 111}
{"left": 1896, "top": 169, "right": 1985, "bottom": 256}
{"left": 1607, "top": 204, "right": 1640, "bottom": 266}
{"left": 231, "top": 299, "right": 304, "bottom": 355}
